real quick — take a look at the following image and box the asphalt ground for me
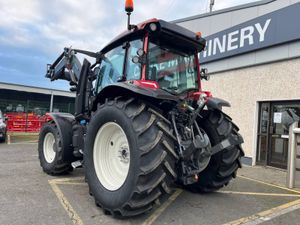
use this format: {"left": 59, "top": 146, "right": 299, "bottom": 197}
{"left": 1, "top": 143, "right": 300, "bottom": 225}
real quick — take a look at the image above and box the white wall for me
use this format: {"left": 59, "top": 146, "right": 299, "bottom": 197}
{"left": 202, "top": 58, "right": 300, "bottom": 158}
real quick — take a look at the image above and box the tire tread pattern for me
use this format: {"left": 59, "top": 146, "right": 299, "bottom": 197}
{"left": 38, "top": 123, "right": 72, "bottom": 175}
{"left": 86, "top": 97, "right": 176, "bottom": 217}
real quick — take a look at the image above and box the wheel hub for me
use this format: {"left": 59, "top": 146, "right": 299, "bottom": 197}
{"left": 43, "top": 132, "right": 56, "bottom": 163}
{"left": 93, "top": 122, "right": 130, "bottom": 191}
{"left": 118, "top": 147, "right": 129, "bottom": 163}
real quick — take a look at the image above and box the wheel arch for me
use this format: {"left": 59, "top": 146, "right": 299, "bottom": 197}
{"left": 91, "top": 83, "right": 178, "bottom": 112}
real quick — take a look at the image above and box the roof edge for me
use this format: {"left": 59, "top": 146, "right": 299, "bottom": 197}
{"left": 0, "top": 82, "right": 71, "bottom": 94}
{"left": 172, "top": 0, "right": 276, "bottom": 23}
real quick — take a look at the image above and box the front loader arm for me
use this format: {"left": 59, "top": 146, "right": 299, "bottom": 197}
{"left": 46, "top": 48, "right": 82, "bottom": 85}
{"left": 45, "top": 47, "right": 102, "bottom": 85}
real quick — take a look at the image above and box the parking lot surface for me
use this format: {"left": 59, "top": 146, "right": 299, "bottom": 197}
{"left": 1, "top": 143, "right": 300, "bottom": 225}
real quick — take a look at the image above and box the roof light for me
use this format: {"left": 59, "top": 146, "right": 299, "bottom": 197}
{"left": 125, "top": 0, "right": 134, "bottom": 13}
{"left": 149, "top": 23, "right": 157, "bottom": 31}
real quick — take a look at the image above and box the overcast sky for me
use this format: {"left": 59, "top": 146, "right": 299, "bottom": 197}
{"left": 0, "top": 0, "right": 257, "bottom": 90}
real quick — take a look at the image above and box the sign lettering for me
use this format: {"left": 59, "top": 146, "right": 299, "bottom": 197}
{"left": 199, "top": 2, "right": 300, "bottom": 63}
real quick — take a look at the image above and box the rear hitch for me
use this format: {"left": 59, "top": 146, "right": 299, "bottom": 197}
{"left": 170, "top": 111, "right": 211, "bottom": 185}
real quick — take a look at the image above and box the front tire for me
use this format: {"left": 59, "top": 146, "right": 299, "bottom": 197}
{"left": 85, "top": 97, "right": 177, "bottom": 217}
{"left": 38, "top": 123, "right": 72, "bottom": 175}
{"left": 186, "top": 110, "right": 244, "bottom": 192}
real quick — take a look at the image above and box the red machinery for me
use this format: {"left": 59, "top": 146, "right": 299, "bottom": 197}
{"left": 5, "top": 112, "right": 48, "bottom": 132}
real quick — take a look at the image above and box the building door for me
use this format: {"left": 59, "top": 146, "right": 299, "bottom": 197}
{"left": 268, "top": 103, "right": 289, "bottom": 169}
{"left": 257, "top": 101, "right": 300, "bottom": 169}
{"left": 256, "top": 103, "right": 270, "bottom": 165}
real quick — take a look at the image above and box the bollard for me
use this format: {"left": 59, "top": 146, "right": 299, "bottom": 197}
{"left": 286, "top": 122, "right": 298, "bottom": 188}
{"left": 7, "top": 134, "right": 11, "bottom": 145}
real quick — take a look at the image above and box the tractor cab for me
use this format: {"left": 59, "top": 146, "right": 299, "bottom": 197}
{"left": 95, "top": 19, "right": 206, "bottom": 96}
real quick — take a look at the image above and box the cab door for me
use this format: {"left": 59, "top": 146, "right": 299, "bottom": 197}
{"left": 95, "top": 39, "right": 143, "bottom": 94}
{"left": 95, "top": 45, "right": 126, "bottom": 93}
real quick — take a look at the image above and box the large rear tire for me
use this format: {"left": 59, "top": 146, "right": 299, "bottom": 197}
{"left": 85, "top": 97, "right": 177, "bottom": 217}
{"left": 186, "top": 110, "right": 244, "bottom": 192}
{"left": 38, "top": 123, "right": 72, "bottom": 175}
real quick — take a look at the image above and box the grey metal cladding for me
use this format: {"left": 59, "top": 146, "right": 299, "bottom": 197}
{"left": 172, "top": 0, "right": 276, "bottom": 24}
{"left": 200, "top": 2, "right": 300, "bottom": 63}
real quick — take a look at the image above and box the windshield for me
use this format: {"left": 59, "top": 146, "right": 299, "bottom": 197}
{"left": 147, "top": 42, "right": 198, "bottom": 94}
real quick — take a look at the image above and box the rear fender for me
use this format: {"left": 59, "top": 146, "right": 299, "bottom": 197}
{"left": 206, "top": 97, "right": 231, "bottom": 111}
{"left": 92, "top": 82, "right": 179, "bottom": 111}
{"left": 46, "top": 113, "right": 76, "bottom": 162}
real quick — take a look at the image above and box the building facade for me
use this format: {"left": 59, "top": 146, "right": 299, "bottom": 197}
{"left": 175, "top": 0, "right": 300, "bottom": 168}
{"left": 0, "top": 82, "right": 75, "bottom": 132}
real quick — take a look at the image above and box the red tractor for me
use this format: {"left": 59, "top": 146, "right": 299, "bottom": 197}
{"left": 38, "top": 1, "right": 244, "bottom": 217}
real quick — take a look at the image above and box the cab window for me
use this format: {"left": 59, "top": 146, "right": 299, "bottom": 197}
{"left": 96, "top": 45, "right": 125, "bottom": 92}
{"left": 147, "top": 42, "right": 198, "bottom": 94}
{"left": 126, "top": 39, "right": 143, "bottom": 80}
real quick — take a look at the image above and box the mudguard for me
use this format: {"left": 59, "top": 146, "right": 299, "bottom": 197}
{"left": 206, "top": 97, "right": 231, "bottom": 111}
{"left": 92, "top": 82, "right": 179, "bottom": 110}
{"left": 46, "top": 113, "right": 76, "bottom": 162}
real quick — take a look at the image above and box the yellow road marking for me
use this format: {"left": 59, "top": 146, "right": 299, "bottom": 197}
{"left": 218, "top": 190, "right": 300, "bottom": 197}
{"left": 141, "top": 189, "right": 183, "bottom": 225}
{"left": 50, "top": 177, "right": 85, "bottom": 183}
{"left": 49, "top": 174, "right": 300, "bottom": 225}
{"left": 223, "top": 198, "right": 300, "bottom": 225}
{"left": 55, "top": 182, "right": 87, "bottom": 186}
{"left": 49, "top": 179, "right": 85, "bottom": 225}
{"left": 237, "top": 175, "right": 300, "bottom": 194}
{"left": 49, "top": 177, "right": 182, "bottom": 225}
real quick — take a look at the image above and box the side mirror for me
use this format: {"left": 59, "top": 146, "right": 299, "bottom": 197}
{"left": 200, "top": 68, "right": 210, "bottom": 81}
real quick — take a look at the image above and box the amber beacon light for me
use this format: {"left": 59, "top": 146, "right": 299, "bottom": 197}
{"left": 125, "top": 0, "right": 134, "bottom": 13}
{"left": 125, "top": 0, "right": 135, "bottom": 30}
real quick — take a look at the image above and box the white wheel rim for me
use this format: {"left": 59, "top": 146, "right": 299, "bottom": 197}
{"left": 93, "top": 122, "right": 130, "bottom": 191}
{"left": 43, "top": 132, "right": 56, "bottom": 163}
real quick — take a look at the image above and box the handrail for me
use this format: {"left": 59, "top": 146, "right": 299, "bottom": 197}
{"left": 293, "top": 128, "right": 300, "bottom": 134}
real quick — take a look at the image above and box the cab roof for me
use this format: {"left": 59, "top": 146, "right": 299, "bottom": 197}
{"left": 100, "top": 19, "right": 206, "bottom": 54}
